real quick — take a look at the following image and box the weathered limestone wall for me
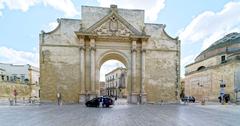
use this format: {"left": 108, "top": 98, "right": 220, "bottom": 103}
{"left": 40, "top": 19, "right": 82, "bottom": 103}
{"left": 186, "top": 56, "right": 219, "bottom": 74}
{"left": 40, "top": 46, "right": 81, "bottom": 103}
{"left": 0, "top": 82, "right": 31, "bottom": 99}
{"left": 144, "top": 24, "right": 179, "bottom": 103}
{"left": 185, "top": 60, "right": 239, "bottom": 102}
{"left": 43, "top": 19, "right": 81, "bottom": 46}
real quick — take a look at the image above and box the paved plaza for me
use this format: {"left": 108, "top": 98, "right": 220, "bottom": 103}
{"left": 0, "top": 102, "right": 240, "bottom": 126}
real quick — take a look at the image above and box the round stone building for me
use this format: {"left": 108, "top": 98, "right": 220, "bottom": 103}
{"left": 185, "top": 32, "right": 240, "bottom": 102}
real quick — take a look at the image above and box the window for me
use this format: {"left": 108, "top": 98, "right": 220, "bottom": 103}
{"left": 221, "top": 55, "right": 226, "bottom": 63}
{"left": 1, "top": 75, "right": 4, "bottom": 81}
{"left": 21, "top": 75, "right": 25, "bottom": 83}
{"left": 14, "top": 76, "right": 17, "bottom": 81}
{"left": 197, "top": 66, "right": 206, "bottom": 71}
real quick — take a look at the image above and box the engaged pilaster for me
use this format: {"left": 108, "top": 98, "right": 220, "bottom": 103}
{"left": 130, "top": 39, "right": 138, "bottom": 103}
{"left": 140, "top": 39, "right": 147, "bottom": 104}
{"left": 90, "top": 37, "right": 96, "bottom": 99}
{"left": 79, "top": 37, "right": 86, "bottom": 103}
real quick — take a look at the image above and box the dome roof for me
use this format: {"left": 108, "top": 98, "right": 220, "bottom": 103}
{"left": 195, "top": 32, "right": 240, "bottom": 61}
{"left": 207, "top": 32, "right": 240, "bottom": 51}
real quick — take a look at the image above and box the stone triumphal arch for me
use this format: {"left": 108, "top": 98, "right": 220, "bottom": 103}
{"left": 40, "top": 5, "right": 180, "bottom": 104}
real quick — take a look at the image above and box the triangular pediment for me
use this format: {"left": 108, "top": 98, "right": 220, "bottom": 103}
{"left": 84, "top": 9, "right": 142, "bottom": 37}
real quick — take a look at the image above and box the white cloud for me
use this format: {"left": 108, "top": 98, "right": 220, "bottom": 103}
{"left": 100, "top": 60, "right": 125, "bottom": 81}
{"left": 42, "top": 0, "right": 79, "bottom": 17}
{"left": 179, "top": 1, "right": 240, "bottom": 50}
{"left": 0, "top": 0, "right": 79, "bottom": 17}
{"left": 1, "top": 0, "right": 39, "bottom": 12}
{"left": 0, "top": 46, "right": 39, "bottom": 67}
{"left": 181, "top": 55, "right": 195, "bottom": 67}
{"left": 181, "top": 54, "right": 196, "bottom": 77}
{"left": 97, "top": 0, "right": 165, "bottom": 22}
{"left": 0, "top": 1, "right": 4, "bottom": 16}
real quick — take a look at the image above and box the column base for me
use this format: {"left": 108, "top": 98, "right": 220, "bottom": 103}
{"left": 127, "top": 93, "right": 147, "bottom": 104}
{"left": 79, "top": 93, "right": 86, "bottom": 104}
{"left": 128, "top": 92, "right": 139, "bottom": 104}
{"left": 140, "top": 93, "right": 147, "bottom": 104}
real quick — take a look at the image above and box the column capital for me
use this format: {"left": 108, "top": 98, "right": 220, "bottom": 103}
{"left": 90, "top": 47, "right": 96, "bottom": 51}
{"left": 79, "top": 46, "right": 85, "bottom": 50}
{"left": 141, "top": 38, "right": 148, "bottom": 42}
{"left": 79, "top": 35, "right": 85, "bottom": 40}
{"left": 131, "top": 48, "right": 137, "bottom": 53}
{"left": 141, "top": 49, "right": 147, "bottom": 53}
{"left": 131, "top": 39, "right": 137, "bottom": 53}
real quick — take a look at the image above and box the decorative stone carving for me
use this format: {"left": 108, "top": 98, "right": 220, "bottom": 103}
{"left": 93, "top": 16, "right": 133, "bottom": 37}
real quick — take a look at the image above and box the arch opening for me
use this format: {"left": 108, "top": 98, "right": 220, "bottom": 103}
{"left": 96, "top": 51, "right": 129, "bottom": 103}
{"left": 197, "top": 66, "right": 206, "bottom": 71}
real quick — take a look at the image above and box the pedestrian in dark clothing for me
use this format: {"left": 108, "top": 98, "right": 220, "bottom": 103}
{"left": 57, "top": 93, "right": 62, "bottom": 105}
{"left": 13, "top": 89, "right": 18, "bottom": 104}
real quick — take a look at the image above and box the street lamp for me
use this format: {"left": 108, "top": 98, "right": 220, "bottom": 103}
{"left": 219, "top": 80, "right": 226, "bottom": 104}
{"left": 197, "top": 82, "right": 205, "bottom": 105}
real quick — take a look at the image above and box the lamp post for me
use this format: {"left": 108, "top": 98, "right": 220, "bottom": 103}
{"left": 219, "top": 80, "right": 226, "bottom": 105}
{"left": 198, "top": 82, "right": 204, "bottom": 105}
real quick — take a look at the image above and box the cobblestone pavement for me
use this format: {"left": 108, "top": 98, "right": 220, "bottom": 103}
{"left": 0, "top": 103, "right": 239, "bottom": 126}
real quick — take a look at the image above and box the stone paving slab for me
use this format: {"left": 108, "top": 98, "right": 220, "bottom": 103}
{"left": 0, "top": 104, "right": 239, "bottom": 126}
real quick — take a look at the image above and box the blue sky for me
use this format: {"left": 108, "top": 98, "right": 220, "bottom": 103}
{"left": 0, "top": 0, "right": 240, "bottom": 80}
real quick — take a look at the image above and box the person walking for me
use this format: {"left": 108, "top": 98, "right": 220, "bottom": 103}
{"left": 13, "top": 89, "right": 18, "bottom": 105}
{"left": 57, "top": 92, "right": 62, "bottom": 105}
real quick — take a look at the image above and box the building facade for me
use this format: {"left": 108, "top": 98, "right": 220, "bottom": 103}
{"left": 40, "top": 5, "right": 180, "bottom": 104}
{"left": 0, "top": 63, "right": 39, "bottom": 85}
{"left": 105, "top": 67, "right": 127, "bottom": 98}
{"left": 98, "top": 81, "right": 106, "bottom": 96}
{"left": 0, "top": 63, "right": 40, "bottom": 98}
{"left": 185, "top": 32, "right": 240, "bottom": 102}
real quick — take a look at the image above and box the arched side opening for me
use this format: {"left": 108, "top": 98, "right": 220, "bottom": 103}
{"left": 96, "top": 50, "right": 130, "bottom": 103}
{"left": 197, "top": 66, "right": 206, "bottom": 71}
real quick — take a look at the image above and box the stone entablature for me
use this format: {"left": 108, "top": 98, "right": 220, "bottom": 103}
{"left": 40, "top": 5, "right": 180, "bottom": 104}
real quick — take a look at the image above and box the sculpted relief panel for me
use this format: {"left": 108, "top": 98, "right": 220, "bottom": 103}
{"left": 93, "top": 16, "right": 133, "bottom": 37}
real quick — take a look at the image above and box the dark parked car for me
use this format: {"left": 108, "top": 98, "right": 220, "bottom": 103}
{"left": 85, "top": 97, "right": 114, "bottom": 107}
{"left": 181, "top": 96, "right": 195, "bottom": 103}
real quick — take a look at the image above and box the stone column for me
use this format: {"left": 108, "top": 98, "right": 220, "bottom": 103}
{"left": 79, "top": 37, "right": 86, "bottom": 103}
{"left": 140, "top": 40, "right": 147, "bottom": 104}
{"left": 130, "top": 40, "right": 138, "bottom": 104}
{"left": 90, "top": 37, "right": 96, "bottom": 99}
